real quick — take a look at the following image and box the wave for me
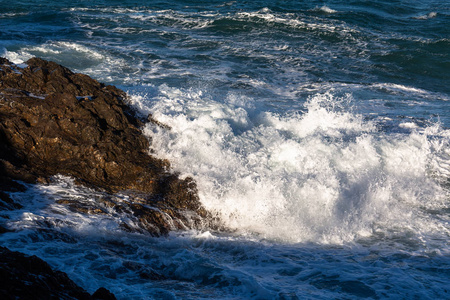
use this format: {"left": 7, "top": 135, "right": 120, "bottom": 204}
{"left": 134, "top": 87, "right": 450, "bottom": 245}
{"left": 68, "top": 5, "right": 359, "bottom": 39}
{"left": 69, "top": 6, "right": 216, "bottom": 29}
{"left": 0, "top": 80, "right": 448, "bottom": 300}
{"left": 413, "top": 12, "right": 438, "bottom": 20}
{"left": 4, "top": 41, "right": 104, "bottom": 64}
{"left": 232, "top": 7, "right": 358, "bottom": 37}
{"left": 2, "top": 1, "right": 448, "bottom": 247}
{"left": 313, "top": 6, "right": 338, "bottom": 14}
{"left": 0, "top": 12, "right": 29, "bottom": 18}
{"left": 2, "top": 42, "right": 133, "bottom": 84}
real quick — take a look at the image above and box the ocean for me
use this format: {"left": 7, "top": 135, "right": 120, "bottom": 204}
{"left": 1, "top": 0, "right": 449, "bottom": 298}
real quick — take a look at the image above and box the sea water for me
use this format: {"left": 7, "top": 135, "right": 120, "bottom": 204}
{"left": 0, "top": 1, "right": 449, "bottom": 299}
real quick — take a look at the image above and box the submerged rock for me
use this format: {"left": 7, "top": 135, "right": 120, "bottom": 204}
{"left": 0, "top": 57, "right": 208, "bottom": 234}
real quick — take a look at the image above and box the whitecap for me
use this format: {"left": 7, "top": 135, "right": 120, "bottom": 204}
{"left": 0, "top": 12, "right": 29, "bottom": 18}
{"left": 316, "top": 6, "right": 338, "bottom": 14}
{"left": 399, "top": 122, "right": 418, "bottom": 129}
{"left": 413, "top": 12, "right": 437, "bottom": 20}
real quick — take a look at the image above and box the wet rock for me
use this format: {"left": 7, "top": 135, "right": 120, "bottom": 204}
{"left": 0, "top": 57, "right": 218, "bottom": 299}
{"left": 0, "top": 57, "right": 207, "bottom": 234}
{"left": 1, "top": 57, "right": 164, "bottom": 193}
{"left": 56, "top": 199, "right": 108, "bottom": 215}
{"left": 0, "top": 246, "right": 109, "bottom": 299}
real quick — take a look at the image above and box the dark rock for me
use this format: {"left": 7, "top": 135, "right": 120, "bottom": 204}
{"left": 0, "top": 171, "right": 26, "bottom": 210}
{"left": 0, "top": 57, "right": 165, "bottom": 194}
{"left": 0, "top": 190, "right": 23, "bottom": 210}
{"left": 0, "top": 246, "right": 95, "bottom": 299}
{"left": 0, "top": 57, "right": 210, "bottom": 235}
{"left": 0, "top": 225, "right": 10, "bottom": 234}
{"left": 92, "top": 287, "right": 117, "bottom": 300}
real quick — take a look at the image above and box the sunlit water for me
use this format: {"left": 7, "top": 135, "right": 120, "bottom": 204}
{"left": 1, "top": 1, "right": 449, "bottom": 298}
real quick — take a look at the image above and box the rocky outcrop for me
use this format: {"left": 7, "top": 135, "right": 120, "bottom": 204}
{"left": 0, "top": 246, "right": 116, "bottom": 299}
{"left": 0, "top": 57, "right": 220, "bottom": 298}
{"left": 1, "top": 57, "right": 185, "bottom": 194}
{"left": 0, "top": 57, "right": 208, "bottom": 235}
{"left": 0, "top": 57, "right": 218, "bottom": 299}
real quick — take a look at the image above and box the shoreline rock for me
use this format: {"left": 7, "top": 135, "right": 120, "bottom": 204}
{"left": 0, "top": 57, "right": 217, "bottom": 299}
{"left": 0, "top": 57, "right": 208, "bottom": 234}
{"left": 1, "top": 57, "right": 184, "bottom": 193}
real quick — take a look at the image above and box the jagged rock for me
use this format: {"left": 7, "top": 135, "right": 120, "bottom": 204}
{"left": 0, "top": 57, "right": 208, "bottom": 235}
{"left": 0, "top": 246, "right": 115, "bottom": 299}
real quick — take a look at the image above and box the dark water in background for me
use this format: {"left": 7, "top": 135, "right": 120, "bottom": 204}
{"left": 1, "top": 1, "right": 449, "bottom": 299}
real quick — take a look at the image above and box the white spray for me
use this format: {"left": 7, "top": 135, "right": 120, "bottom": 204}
{"left": 136, "top": 86, "right": 449, "bottom": 244}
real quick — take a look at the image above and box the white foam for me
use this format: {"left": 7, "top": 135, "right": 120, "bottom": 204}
{"left": 0, "top": 12, "right": 29, "bottom": 18}
{"left": 373, "top": 83, "right": 429, "bottom": 95}
{"left": 3, "top": 49, "right": 33, "bottom": 64}
{"left": 235, "top": 8, "right": 358, "bottom": 37}
{"left": 137, "top": 88, "right": 450, "bottom": 245}
{"left": 261, "top": 92, "right": 372, "bottom": 138}
{"left": 399, "top": 122, "right": 418, "bottom": 129}
{"left": 4, "top": 42, "right": 130, "bottom": 83}
{"left": 4, "top": 41, "right": 103, "bottom": 62}
{"left": 108, "top": 8, "right": 216, "bottom": 29}
{"left": 413, "top": 12, "right": 437, "bottom": 20}
{"left": 317, "top": 6, "right": 338, "bottom": 14}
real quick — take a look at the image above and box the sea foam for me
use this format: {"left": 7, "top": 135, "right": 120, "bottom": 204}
{"left": 138, "top": 87, "right": 449, "bottom": 245}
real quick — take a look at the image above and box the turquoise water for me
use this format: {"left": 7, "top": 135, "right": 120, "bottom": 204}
{"left": 1, "top": 1, "right": 449, "bottom": 299}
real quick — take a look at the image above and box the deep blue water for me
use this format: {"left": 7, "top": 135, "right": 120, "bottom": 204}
{"left": 1, "top": 1, "right": 449, "bottom": 299}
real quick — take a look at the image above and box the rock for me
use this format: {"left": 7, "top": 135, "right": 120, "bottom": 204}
{"left": 0, "top": 57, "right": 209, "bottom": 235}
{"left": 0, "top": 57, "right": 220, "bottom": 299}
{"left": 0, "top": 57, "right": 164, "bottom": 194}
{"left": 0, "top": 171, "right": 26, "bottom": 210}
{"left": 0, "top": 246, "right": 113, "bottom": 299}
{"left": 92, "top": 287, "right": 117, "bottom": 300}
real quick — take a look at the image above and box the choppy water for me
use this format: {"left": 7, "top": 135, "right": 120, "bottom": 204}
{"left": 1, "top": 1, "right": 449, "bottom": 299}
